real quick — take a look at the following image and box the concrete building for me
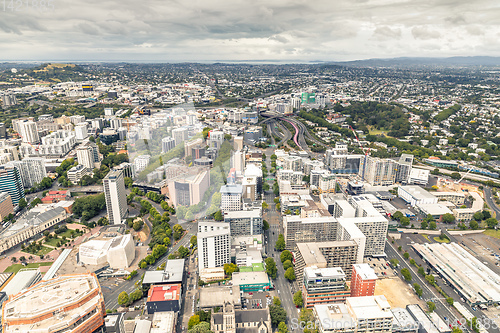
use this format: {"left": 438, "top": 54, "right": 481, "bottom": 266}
{"left": 231, "top": 271, "right": 272, "bottom": 292}
{"left": 350, "top": 263, "right": 377, "bottom": 297}
{"left": 18, "top": 119, "right": 40, "bottom": 144}
{"left": 75, "top": 123, "right": 89, "bottom": 141}
{"left": 79, "top": 234, "right": 135, "bottom": 269}
{"left": 211, "top": 301, "right": 271, "bottom": 333}
{"left": 143, "top": 259, "right": 185, "bottom": 287}
{"left": 0, "top": 165, "right": 25, "bottom": 206}
{"left": 103, "top": 169, "right": 128, "bottom": 225}
{"left": 224, "top": 208, "right": 262, "bottom": 236}
{"left": 294, "top": 241, "right": 360, "bottom": 281}
{"left": 360, "top": 156, "right": 397, "bottom": 186}
{"left": 220, "top": 184, "right": 243, "bottom": 212}
{"left": 0, "top": 192, "right": 13, "bottom": 220}
{"left": 150, "top": 311, "right": 176, "bottom": 333}
{"left": 146, "top": 284, "right": 182, "bottom": 314}
{"left": 244, "top": 163, "right": 263, "bottom": 194}
{"left": 0, "top": 205, "right": 67, "bottom": 254}
{"left": 197, "top": 221, "right": 231, "bottom": 275}
{"left": 168, "top": 170, "right": 210, "bottom": 207}
{"left": 406, "top": 304, "right": 441, "bottom": 333}
{"left": 76, "top": 141, "right": 101, "bottom": 170}
{"left": 391, "top": 308, "right": 418, "bottom": 333}
{"left": 19, "top": 130, "right": 76, "bottom": 157}
{"left": 9, "top": 157, "right": 46, "bottom": 188}
{"left": 398, "top": 186, "right": 437, "bottom": 207}
{"left": 408, "top": 168, "right": 430, "bottom": 186}
{"left": 172, "top": 127, "right": 188, "bottom": 146}
{"left": 199, "top": 285, "right": 241, "bottom": 310}
{"left": 199, "top": 267, "right": 225, "bottom": 283}
{"left": 2, "top": 94, "right": 17, "bottom": 107}
{"left": 302, "top": 266, "right": 350, "bottom": 308}
{"left": 134, "top": 154, "right": 151, "bottom": 173}
{"left": 2, "top": 273, "right": 105, "bottom": 333}
{"left": 67, "top": 164, "right": 91, "bottom": 184}
{"left": 104, "top": 313, "right": 125, "bottom": 333}
{"left": 433, "top": 191, "right": 466, "bottom": 205}
{"left": 162, "top": 136, "right": 175, "bottom": 153}
{"left": 313, "top": 296, "right": 393, "bottom": 333}
{"left": 2, "top": 268, "right": 42, "bottom": 296}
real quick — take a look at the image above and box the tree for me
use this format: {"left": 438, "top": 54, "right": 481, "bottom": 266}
{"left": 398, "top": 246, "right": 402, "bottom": 251}
{"left": 418, "top": 267, "right": 425, "bottom": 276}
{"left": 425, "top": 274, "right": 435, "bottom": 285}
{"left": 178, "top": 246, "right": 190, "bottom": 258}
{"left": 263, "top": 220, "right": 270, "bottom": 231}
{"left": 450, "top": 172, "right": 461, "bottom": 180}
{"left": 124, "top": 177, "right": 134, "bottom": 188}
{"left": 401, "top": 268, "right": 412, "bottom": 281}
{"left": 429, "top": 221, "right": 437, "bottom": 230}
{"left": 195, "top": 310, "right": 212, "bottom": 323}
{"left": 285, "top": 267, "right": 296, "bottom": 281}
{"left": 446, "top": 297, "right": 454, "bottom": 306}
{"left": 410, "top": 259, "right": 416, "bottom": 266}
{"left": 265, "top": 257, "right": 277, "bottom": 279}
{"left": 214, "top": 210, "right": 223, "bottom": 221}
{"left": 117, "top": 291, "right": 129, "bottom": 306}
{"left": 469, "top": 220, "right": 479, "bottom": 230}
{"left": 400, "top": 216, "right": 410, "bottom": 226}
{"left": 188, "top": 315, "right": 201, "bottom": 329}
{"left": 275, "top": 234, "right": 286, "bottom": 251}
{"left": 283, "top": 260, "right": 293, "bottom": 270}
{"left": 473, "top": 211, "right": 484, "bottom": 221}
{"left": 427, "top": 301, "right": 436, "bottom": 312}
{"left": 224, "top": 263, "right": 239, "bottom": 277}
{"left": 393, "top": 211, "right": 404, "bottom": 221}
{"left": 442, "top": 213, "right": 455, "bottom": 224}
{"left": 173, "top": 224, "right": 184, "bottom": 240}
{"left": 403, "top": 252, "right": 410, "bottom": 260}
{"left": 129, "top": 289, "right": 143, "bottom": 302}
{"left": 482, "top": 210, "right": 491, "bottom": 219}
{"left": 30, "top": 197, "right": 42, "bottom": 208}
{"left": 278, "top": 322, "right": 288, "bottom": 333}
{"left": 262, "top": 201, "right": 269, "bottom": 210}
{"left": 413, "top": 283, "right": 423, "bottom": 297}
{"left": 269, "top": 304, "right": 287, "bottom": 326}
{"left": 421, "top": 220, "right": 429, "bottom": 229}
{"left": 486, "top": 217, "right": 498, "bottom": 228}
{"left": 390, "top": 259, "right": 399, "bottom": 267}
{"left": 190, "top": 235, "right": 197, "bottom": 247}
{"left": 273, "top": 297, "right": 281, "bottom": 306}
{"left": 293, "top": 290, "right": 303, "bottom": 307}
{"left": 280, "top": 250, "right": 293, "bottom": 263}
{"left": 188, "top": 322, "right": 212, "bottom": 333}
{"left": 18, "top": 198, "right": 27, "bottom": 209}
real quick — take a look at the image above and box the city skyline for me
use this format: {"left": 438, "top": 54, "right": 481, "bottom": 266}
{"left": 1, "top": 0, "right": 500, "bottom": 62}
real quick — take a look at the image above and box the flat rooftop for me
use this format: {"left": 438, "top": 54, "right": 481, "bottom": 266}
{"left": 143, "top": 259, "right": 185, "bottom": 285}
{"left": 199, "top": 285, "right": 241, "bottom": 308}
{"left": 347, "top": 295, "right": 393, "bottom": 320}
{"left": 147, "top": 284, "right": 181, "bottom": 302}
{"left": 231, "top": 271, "right": 269, "bottom": 285}
{"left": 353, "top": 263, "right": 378, "bottom": 280}
{"left": 304, "top": 266, "right": 345, "bottom": 280}
{"left": 296, "top": 241, "right": 358, "bottom": 265}
{"left": 3, "top": 274, "right": 103, "bottom": 332}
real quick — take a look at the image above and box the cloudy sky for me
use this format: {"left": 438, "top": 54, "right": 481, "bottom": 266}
{"left": 1, "top": 0, "right": 500, "bottom": 62}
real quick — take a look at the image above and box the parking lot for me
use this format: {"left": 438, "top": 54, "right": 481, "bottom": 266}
{"left": 364, "top": 257, "right": 397, "bottom": 278}
{"left": 454, "top": 233, "right": 500, "bottom": 275}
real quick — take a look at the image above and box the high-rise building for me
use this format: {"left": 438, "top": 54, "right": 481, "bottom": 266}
{"left": 172, "top": 127, "right": 189, "bottom": 146}
{"left": 359, "top": 156, "right": 397, "bottom": 186}
{"left": 302, "top": 266, "right": 350, "bottom": 308}
{"left": 1, "top": 94, "right": 17, "bottom": 107}
{"left": 18, "top": 119, "right": 40, "bottom": 144}
{"left": 2, "top": 273, "right": 106, "bottom": 333}
{"left": 103, "top": 170, "right": 128, "bottom": 225}
{"left": 76, "top": 141, "right": 101, "bottom": 170}
{"left": 134, "top": 155, "right": 151, "bottom": 173}
{"left": 208, "top": 130, "right": 225, "bottom": 149}
{"left": 74, "top": 123, "right": 89, "bottom": 141}
{"left": 162, "top": 136, "right": 175, "bottom": 153}
{"left": 220, "top": 184, "right": 243, "bottom": 213}
{"left": 0, "top": 192, "right": 13, "bottom": 220}
{"left": 0, "top": 123, "right": 6, "bottom": 139}
{"left": 350, "top": 263, "right": 377, "bottom": 297}
{"left": 110, "top": 118, "right": 122, "bottom": 129}
{"left": 231, "top": 150, "right": 245, "bottom": 173}
{"left": 168, "top": 170, "right": 210, "bottom": 207}
{"left": 223, "top": 208, "right": 262, "bottom": 236}
{"left": 197, "top": 221, "right": 231, "bottom": 275}
{"left": 9, "top": 158, "right": 46, "bottom": 188}
{"left": 0, "top": 165, "right": 25, "bottom": 206}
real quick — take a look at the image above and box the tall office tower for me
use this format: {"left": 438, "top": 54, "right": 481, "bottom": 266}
{"left": 9, "top": 158, "right": 46, "bottom": 188}
{"left": 359, "top": 156, "right": 397, "bottom": 186}
{"left": 0, "top": 166, "right": 25, "bottom": 206}
{"left": 244, "top": 164, "right": 262, "bottom": 194}
{"left": 395, "top": 153, "right": 414, "bottom": 184}
{"left": 231, "top": 150, "right": 245, "bottom": 173}
{"left": 350, "top": 263, "right": 377, "bottom": 297}
{"left": 103, "top": 170, "right": 128, "bottom": 225}
{"left": 19, "top": 120, "right": 40, "bottom": 144}
{"left": 110, "top": 118, "right": 123, "bottom": 129}
{"left": 172, "top": 127, "right": 188, "bottom": 146}
{"left": 0, "top": 123, "right": 6, "bottom": 139}
{"left": 74, "top": 123, "right": 88, "bottom": 141}
{"left": 197, "top": 221, "right": 231, "bottom": 274}
{"left": 220, "top": 184, "right": 243, "bottom": 213}
{"left": 162, "top": 137, "right": 175, "bottom": 153}
{"left": 233, "top": 136, "right": 243, "bottom": 150}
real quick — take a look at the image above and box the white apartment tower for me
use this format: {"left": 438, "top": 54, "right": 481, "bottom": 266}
{"left": 197, "top": 221, "right": 231, "bottom": 274}
{"left": 103, "top": 169, "right": 128, "bottom": 225}
{"left": 74, "top": 123, "right": 89, "bottom": 141}
{"left": 220, "top": 184, "right": 243, "bottom": 213}
{"left": 9, "top": 158, "right": 46, "bottom": 188}
{"left": 162, "top": 137, "right": 175, "bottom": 153}
{"left": 134, "top": 155, "right": 151, "bottom": 173}
{"left": 76, "top": 142, "right": 100, "bottom": 170}
{"left": 172, "top": 128, "right": 189, "bottom": 146}
{"left": 19, "top": 120, "right": 40, "bottom": 144}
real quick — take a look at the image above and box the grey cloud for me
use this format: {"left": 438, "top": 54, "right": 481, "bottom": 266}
{"left": 412, "top": 26, "right": 442, "bottom": 40}
{"left": 372, "top": 26, "right": 401, "bottom": 40}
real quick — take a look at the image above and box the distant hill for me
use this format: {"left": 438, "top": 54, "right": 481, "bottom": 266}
{"left": 18, "top": 63, "right": 89, "bottom": 82}
{"left": 325, "top": 56, "right": 500, "bottom": 68}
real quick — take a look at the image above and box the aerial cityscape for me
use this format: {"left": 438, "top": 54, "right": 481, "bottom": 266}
{"left": 2, "top": 1, "right": 500, "bottom": 333}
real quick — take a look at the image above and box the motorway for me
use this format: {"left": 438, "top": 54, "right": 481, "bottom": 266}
{"left": 484, "top": 187, "right": 500, "bottom": 217}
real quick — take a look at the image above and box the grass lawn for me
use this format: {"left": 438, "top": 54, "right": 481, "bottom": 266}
{"left": 433, "top": 236, "right": 450, "bottom": 243}
{"left": 422, "top": 234, "right": 431, "bottom": 242}
{"left": 44, "top": 237, "right": 69, "bottom": 247}
{"left": 484, "top": 229, "right": 500, "bottom": 239}
{"left": 368, "top": 126, "right": 392, "bottom": 137}
{"left": 24, "top": 246, "right": 53, "bottom": 257}
{"left": 4, "top": 262, "right": 52, "bottom": 274}
{"left": 57, "top": 229, "right": 79, "bottom": 239}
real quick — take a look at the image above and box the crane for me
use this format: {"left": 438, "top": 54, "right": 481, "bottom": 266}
{"left": 455, "top": 167, "right": 473, "bottom": 184}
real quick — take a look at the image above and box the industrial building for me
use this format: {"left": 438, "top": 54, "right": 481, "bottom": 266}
{"left": 302, "top": 266, "right": 350, "bottom": 308}
{"left": 79, "top": 234, "right": 135, "bottom": 269}
{"left": 412, "top": 242, "right": 500, "bottom": 305}
{"left": 2, "top": 273, "right": 106, "bottom": 333}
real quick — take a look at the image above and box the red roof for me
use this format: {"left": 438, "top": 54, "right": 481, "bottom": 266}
{"left": 147, "top": 284, "right": 181, "bottom": 302}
